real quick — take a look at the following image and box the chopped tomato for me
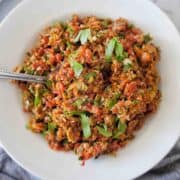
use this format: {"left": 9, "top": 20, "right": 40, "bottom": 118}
{"left": 124, "top": 81, "right": 138, "bottom": 97}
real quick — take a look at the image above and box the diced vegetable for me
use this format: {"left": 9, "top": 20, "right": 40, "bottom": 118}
{"left": 85, "top": 72, "right": 97, "bottom": 80}
{"left": 45, "top": 80, "right": 52, "bottom": 88}
{"left": 105, "top": 38, "right": 127, "bottom": 62}
{"left": 70, "top": 60, "right": 83, "bottom": 77}
{"left": 132, "top": 99, "right": 139, "bottom": 105}
{"left": 123, "top": 58, "right": 133, "bottom": 71}
{"left": 113, "top": 118, "right": 127, "bottom": 139}
{"left": 48, "top": 122, "right": 57, "bottom": 132}
{"left": 93, "top": 95, "right": 102, "bottom": 106}
{"left": 123, "top": 64, "right": 132, "bottom": 71}
{"left": 65, "top": 111, "right": 91, "bottom": 138}
{"left": 66, "top": 25, "right": 74, "bottom": 37}
{"left": 80, "top": 113, "right": 91, "bottom": 138}
{"left": 107, "top": 92, "right": 121, "bottom": 109}
{"left": 97, "top": 124, "right": 112, "bottom": 137}
{"left": 74, "top": 29, "right": 91, "bottom": 44}
{"left": 115, "top": 41, "right": 124, "bottom": 61}
{"left": 144, "top": 34, "right": 152, "bottom": 43}
{"left": 34, "top": 92, "right": 41, "bottom": 107}
{"left": 105, "top": 38, "right": 116, "bottom": 62}
{"left": 41, "top": 130, "right": 48, "bottom": 137}
{"left": 66, "top": 41, "right": 72, "bottom": 49}
{"left": 74, "top": 99, "right": 84, "bottom": 108}
{"left": 23, "top": 66, "right": 34, "bottom": 75}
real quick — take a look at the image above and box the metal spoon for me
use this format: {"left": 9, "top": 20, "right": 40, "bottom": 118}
{"left": 0, "top": 71, "right": 46, "bottom": 83}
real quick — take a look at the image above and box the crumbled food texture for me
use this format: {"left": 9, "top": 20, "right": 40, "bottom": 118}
{"left": 14, "top": 15, "right": 161, "bottom": 161}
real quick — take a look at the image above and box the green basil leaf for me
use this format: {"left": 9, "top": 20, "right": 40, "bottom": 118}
{"left": 70, "top": 60, "right": 83, "bottom": 77}
{"left": 105, "top": 38, "right": 116, "bottom": 62}
{"left": 80, "top": 113, "right": 91, "bottom": 138}
{"left": 97, "top": 124, "right": 112, "bottom": 137}
{"left": 74, "top": 29, "right": 91, "bottom": 44}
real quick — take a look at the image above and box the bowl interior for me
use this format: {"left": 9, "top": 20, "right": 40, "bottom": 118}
{"left": 0, "top": 0, "right": 180, "bottom": 179}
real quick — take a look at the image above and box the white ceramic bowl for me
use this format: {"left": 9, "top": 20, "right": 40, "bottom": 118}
{"left": 0, "top": 0, "right": 180, "bottom": 179}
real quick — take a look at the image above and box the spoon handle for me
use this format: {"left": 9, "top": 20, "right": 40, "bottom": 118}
{"left": 0, "top": 71, "right": 46, "bottom": 83}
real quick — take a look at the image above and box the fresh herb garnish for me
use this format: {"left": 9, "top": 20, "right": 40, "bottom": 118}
{"left": 70, "top": 60, "right": 83, "bottom": 77}
{"left": 115, "top": 40, "right": 124, "bottom": 61}
{"left": 123, "top": 58, "right": 133, "bottom": 71}
{"left": 113, "top": 118, "right": 127, "bottom": 139}
{"left": 74, "top": 99, "right": 84, "bottom": 108}
{"left": 85, "top": 72, "right": 97, "bottom": 80}
{"left": 107, "top": 92, "right": 121, "bottom": 109}
{"left": 97, "top": 124, "right": 112, "bottom": 137}
{"left": 66, "top": 25, "right": 74, "bottom": 37}
{"left": 94, "top": 95, "right": 101, "bottom": 106}
{"left": 45, "top": 80, "right": 52, "bottom": 88}
{"left": 41, "top": 130, "right": 48, "bottom": 137}
{"left": 47, "top": 122, "right": 57, "bottom": 133}
{"left": 80, "top": 113, "right": 91, "bottom": 138}
{"left": 66, "top": 41, "right": 72, "bottom": 49}
{"left": 34, "top": 92, "right": 41, "bottom": 107}
{"left": 64, "top": 111, "right": 91, "bottom": 138}
{"left": 74, "top": 29, "right": 91, "bottom": 44}
{"left": 144, "top": 34, "right": 152, "bottom": 43}
{"left": 123, "top": 63, "right": 132, "bottom": 71}
{"left": 105, "top": 38, "right": 127, "bottom": 62}
{"left": 23, "top": 66, "right": 34, "bottom": 75}
{"left": 132, "top": 99, "right": 139, "bottom": 105}
{"left": 105, "top": 38, "right": 116, "bottom": 62}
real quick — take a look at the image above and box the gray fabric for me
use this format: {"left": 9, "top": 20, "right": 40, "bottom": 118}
{"left": 0, "top": 0, "right": 180, "bottom": 180}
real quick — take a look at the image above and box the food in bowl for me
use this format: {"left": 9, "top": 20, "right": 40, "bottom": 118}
{"left": 14, "top": 15, "right": 161, "bottom": 162}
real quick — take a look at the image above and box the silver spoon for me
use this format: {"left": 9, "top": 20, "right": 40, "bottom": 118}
{"left": 0, "top": 71, "right": 46, "bottom": 84}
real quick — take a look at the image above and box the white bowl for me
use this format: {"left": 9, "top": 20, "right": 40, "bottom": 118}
{"left": 0, "top": 0, "right": 180, "bottom": 179}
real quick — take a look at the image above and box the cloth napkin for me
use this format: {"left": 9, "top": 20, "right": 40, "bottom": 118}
{"left": 0, "top": 0, "right": 180, "bottom": 180}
